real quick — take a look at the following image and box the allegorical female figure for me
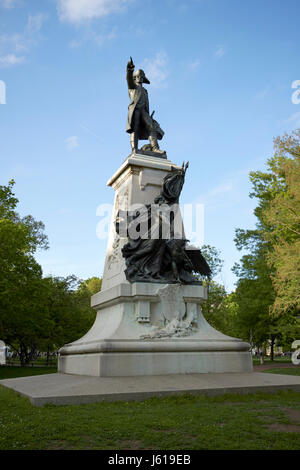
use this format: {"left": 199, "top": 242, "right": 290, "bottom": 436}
{"left": 116, "top": 162, "right": 212, "bottom": 284}
{"left": 126, "top": 57, "right": 165, "bottom": 155}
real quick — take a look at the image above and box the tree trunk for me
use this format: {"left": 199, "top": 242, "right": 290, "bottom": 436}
{"left": 270, "top": 336, "right": 275, "bottom": 362}
{"left": 259, "top": 346, "right": 265, "bottom": 365}
{"left": 19, "top": 344, "right": 28, "bottom": 366}
{"left": 46, "top": 346, "right": 50, "bottom": 366}
{"left": 18, "top": 343, "right": 37, "bottom": 366}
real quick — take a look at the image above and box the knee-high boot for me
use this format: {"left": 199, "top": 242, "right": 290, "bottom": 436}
{"left": 149, "top": 134, "right": 165, "bottom": 154}
{"left": 130, "top": 133, "right": 138, "bottom": 153}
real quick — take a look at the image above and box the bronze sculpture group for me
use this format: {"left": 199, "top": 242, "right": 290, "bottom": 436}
{"left": 121, "top": 57, "right": 211, "bottom": 284}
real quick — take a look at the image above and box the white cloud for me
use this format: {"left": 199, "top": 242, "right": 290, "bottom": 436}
{"left": 0, "top": 13, "right": 47, "bottom": 68}
{"left": 193, "top": 167, "right": 254, "bottom": 210}
{"left": 0, "top": 53, "right": 25, "bottom": 67}
{"left": 65, "top": 136, "right": 79, "bottom": 150}
{"left": 255, "top": 88, "right": 269, "bottom": 99}
{"left": 69, "top": 27, "right": 116, "bottom": 48}
{"left": 69, "top": 38, "right": 82, "bottom": 48}
{"left": 282, "top": 111, "right": 300, "bottom": 128}
{"left": 141, "top": 52, "right": 169, "bottom": 89}
{"left": 215, "top": 45, "right": 226, "bottom": 58}
{"left": 92, "top": 28, "right": 116, "bottom": 46}
{"left": 0, "top": 33, "right": 28, "bottom": 53}
{"left": 0, "top": 35, "right": 27, "bottom": 67}
{"left": 26, "top": 13, "right": 48, "bottom": 34}
{"left": 79, "top": 122, "right": 101, "bottom": 139}
{"left": 57, "top": 0, "right": 132, "bottom": 23}
{"left": 208, "top": 182, "right": 233, "bottom": 197}
{"left": 0, "top": 0, "right": 17, "bottom": 9}
{"left": 189, "top": 58, "right": 200, "bottom": 70}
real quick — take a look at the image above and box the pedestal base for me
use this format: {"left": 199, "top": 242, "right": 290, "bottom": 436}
{"left": 58, "top": 282, "right": 253, "bottom": 377}
{"left": 59, "top": 351, "right": 252, "bottom": 377}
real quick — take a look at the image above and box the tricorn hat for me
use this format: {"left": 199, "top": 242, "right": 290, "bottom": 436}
{"left": 133, "top": 69, "right": 150, "bottom": 84}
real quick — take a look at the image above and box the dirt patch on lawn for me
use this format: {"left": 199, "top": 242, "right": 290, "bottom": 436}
{"left": 283, "top": 408, "right": 300, "bottom": 423}
{"left": 46, "top": 439, "right": 76, "bottom": 450}
{"left": 151, "top": 427, "right": 178, "bottom": 433}
{"left": 266, "top": 407, "right": 300, "bottom": 433}
{"left": 268, "top": 423, "right": 300, "bottom": 433}
{"left": 118, "top": 439, "right": 144, "bottom": 450}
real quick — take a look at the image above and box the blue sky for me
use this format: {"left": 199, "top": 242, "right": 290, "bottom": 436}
{"left": 1, "top": 0, "right": 300, "bottom": 291}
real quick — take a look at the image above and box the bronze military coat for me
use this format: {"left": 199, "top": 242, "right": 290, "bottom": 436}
{"left": 126, "top": 68, "right": 150, "bottom": 140}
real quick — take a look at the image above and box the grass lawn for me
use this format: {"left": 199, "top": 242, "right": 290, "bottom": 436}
{"left": 252, "top": 357, "right": 292, "bottom": 365}
{"left": 0, "top": 365, "right": 299, "bottom": 450}
{"left": 0, "top": 368, "right": 300, "bottom": 450}
{"left": 0, "top": 366, "right": 57, "bottom": 380}
{"left": 263, "top": 368, "right": 300, "bottom": 376}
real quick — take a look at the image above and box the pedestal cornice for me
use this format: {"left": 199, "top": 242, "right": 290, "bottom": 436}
{"left": 106, "top": 153, "right": 181, "bottom": 189}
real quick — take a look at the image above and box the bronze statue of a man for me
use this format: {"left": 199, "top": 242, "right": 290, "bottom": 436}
{"left": 126, "top": 57, "right": 165, "bottom": 155}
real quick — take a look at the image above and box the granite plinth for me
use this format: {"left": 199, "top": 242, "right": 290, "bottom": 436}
{"left": 1, "top": 372, "right": 300, "bottom": 406}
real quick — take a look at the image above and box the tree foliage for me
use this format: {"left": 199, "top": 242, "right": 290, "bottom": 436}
{"left": 232, "top": 129, "right": 300, "bottom": 356}
{"left": 0, "top": 180, "right": 99, "bottom": 365}
{"left": 0, "top": 180, "right": 48, "bottom": 364}
{"left": 199, "top": 246, "right": 243, "bottom": 339}
{"left": 200, "top": 245, "right": 235, "bottom": 335}
{"left": 260, "top": 130, "right": 300, "bottom": 315}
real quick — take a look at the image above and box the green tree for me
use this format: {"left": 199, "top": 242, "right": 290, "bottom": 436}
{"left": 232, "top": 130, "right": 300, "bottom": 360}
{"left": 200, "top": 244, "right": 224, "bottom": 279}
{"left": 37, "top": 275, "right": 97, "bottom": 364}
{"left": 232, "top": 230, "right": 277, "bottom": 354}
{"left": 0, "top": 181, "right": 97, "bottom": 365}
{"left": 77, "top": 277, "right": 102, "bottom": 296}
{"left": 0, "top": 180, "right": 49, "bottom": 364}
{"left": 200, "top": 245, "right": 237, "bottom": 336}
{"left": 260, "top": 130, "right": 300, "bottom": 316}
{"left": 75, "top": 276, "right": 102, "bottom": 337}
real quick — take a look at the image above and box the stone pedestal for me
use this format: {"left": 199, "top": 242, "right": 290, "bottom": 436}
{"left": 58, "top": 153, "right": 252, "bottom": 377}
{"left": 101, "top": 152, "right": 183, "bottom": 292}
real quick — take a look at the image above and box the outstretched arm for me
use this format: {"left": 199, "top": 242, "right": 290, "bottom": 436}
{"left": 126, "top": 56, "right": 135, "bottom": 89}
